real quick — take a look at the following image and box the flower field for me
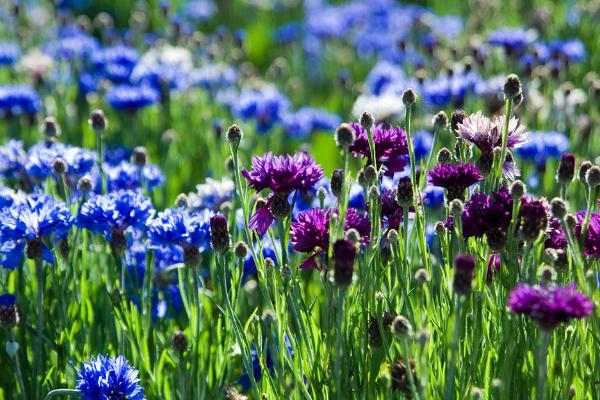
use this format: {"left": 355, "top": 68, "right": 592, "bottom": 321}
{"left": 0, "top": 0, "right": 599, "bottom": 399}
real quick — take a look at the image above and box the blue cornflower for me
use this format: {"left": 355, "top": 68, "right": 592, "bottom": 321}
{"left": 515, "top": 131, "right": 569, "bottom": 166}
{"left": 125, "top": 242, "right": 185, "bottom": 319}
{"left": 413, "top": 130, "right": 433, "bottom": 161}
{"left": 423, "top": 186, "right": 444, "bottom": 208}
{"left": 422, "top": 72, "right": 479, "bottom": 107}
{"left": 0, "top": 140, "right": 28, "bottom": 181}
{"left": 26, "top": 142, "right": 96, "bottom": 185}
{"left": 0, "top": 41, "right": 20, "bottom": 66}
{"left": 548, "top": 39, "right": 586, "bottom": 63}
{"left": 189, "top": 62, "right": 237, "bottom": 91}
{"left": 231, "top": 86, "right": 291, "bottom": 133}
{"left": 103, "top": 161, "right": 164, "bottom": 193}
{"left": 242, "top": 238, "right": 280, "bottom": 279}
{"left": 0, "top": 194, "right": 73, "bottom": 269}
{"left": 76, "top": 354, "right": 145, "bottom": 400}
{"left": 44, "top": 29, "right": 99, "bottom": 62}
{"left": 0, "top": 185, "right": 18, "bottom": 209}
{"left": 147, "top": 207, "right": 212, "bottom": 252}
{"left": 274, "top": 22, "right": 301, "bottom": 44}
{"left": 239, "top": 333, "right": 294, "bottom": 390}
{"left": 76, "top": 191, "right": 155, "bottom": 244}
{"left": 91, "top": 45, "right": 139, "bottom": 83}
{"left": 0, "top": 85, "right": 42, "bottom": 117}
{"left": 179, "top": 0, "right": 217, "bottom": 22}
{"left": 105, "top": 85, "right": 159, "bottom": 111}
{"left": 364, "top": 61, "right": 406, "bottom": 96}
{"left": 188, "top": 177, "right": 234, "bottom": 211}
{"left": 104, "top": 146, "right": 132, "bottom": 166}
{"left": 131, "top": 46, "right": 194, "bottom": 92}
{"left": 348, "top": 183, "right": 365, "bottom": 210}
{"left": 281, "top": 107, "right": 342, "bottom": 139}
{"left": 488, "top": 27, "right": 535, "bottom": 54}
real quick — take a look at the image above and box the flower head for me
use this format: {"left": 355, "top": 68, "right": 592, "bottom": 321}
{"left": 148, "top": 208, "right": 212, "bottom": 251}
{"left": 508, "top": 283, "right": 594, "bottom": 330}
{"left": 243, "top": 152, "right": 323, "bottom": 235}
{"left": 77, "top": 191, "right": 155, "bottom": 243}
{"left": 0, "top": 194, "right": 73, "bottom": 269}
{"left": 575, "top": 211, "right": 600, "bottom": 258}
{"left": 76, "top": 354, "right": 145, "bottom": 400}
{"left": 428, "top": 162, "right": 483, "bottom": 201}
{"left": 105, "top": 85, "right": 159, "bottom": 111}
{"left": 0, "top": 85, "right": 42, "bottom": 117}
{"left": 349, "top": 122, "right": 408, "bottom": 176}
{"left": 290, "top": 207, "right": 369, "bottom": 269}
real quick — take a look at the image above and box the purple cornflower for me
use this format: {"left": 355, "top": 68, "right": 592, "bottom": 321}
{"left": 290, "top": 207, "right": 369, "bottom": 269}
{"left": 544, "top": 218, "right": 567, "bottom": 250}
{"left": 575, "top": 211, "right": 600, "bottom": 258}
{"left": 0, "top": 194, "right": 73, "bottom": 269}
{"left": 77, "top": 191, "right": 155, "bottom": 252}
{"left": 518, "top": 197, "right": 549, "bottom": 242}
{"left": 461, "top": 187, "right": 513, "bottom": 240}
{"left": 76, "top": 354, "right": 145, "bottom": 400}
{"left": 458, "top": 112, "right": 528, "bottom": 177}
{"left": 508, "top": 283, "right": 594, "bottom": 330}
{"left": 210, "top": 214, "right": 230, "bottom": 254}
{"left": 349, "top": 122, "right": 408, "bottom": 177}
{"left": 428, "top": 162, "right": 483, "bottom": 201}
{"left": 243, "top": 152, "right": 324, "bottom": 235}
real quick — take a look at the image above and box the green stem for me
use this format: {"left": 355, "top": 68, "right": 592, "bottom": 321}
{"left": 44, "top": 389, "right": 82, "bottom": 399}
{"left": 445, "top": 296, "right": 462, "bottom": 400}
{"left": 34, "top": 259, "right": 45, "bottom": 399}
{"left": 536, "top": 332, "right": 549, "bottom": 400}
{"left": 495, "top": 99, "right": 514, "bottom": 188}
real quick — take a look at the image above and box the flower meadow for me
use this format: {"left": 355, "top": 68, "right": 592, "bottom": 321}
{"left": 0, "top": 1, "right": 599, "bottom": 399}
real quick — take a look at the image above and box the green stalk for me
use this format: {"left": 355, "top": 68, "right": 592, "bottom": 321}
{"left": 495, "top": 99, "right": 514, "bottom": 189}
{"left": 445, "top": 296, "right": 462, "bottom": 400}
{"left": 536, "top": 332, "right": 550, "bottom": 400}
{"left": 34, "top": 258, "right": 45, "bottom": 400}
{"left": 44, "top": 389, "right": 82, "bottom": 399}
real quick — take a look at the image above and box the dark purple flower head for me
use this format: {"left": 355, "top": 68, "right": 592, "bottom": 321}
{"left": 518, "top": 197, "right": 549, "bottom": 242}
{"left": 508, "top": 283, "right": 594, "bottom": 330}
{"left": 290, "top": 207, "right": 369, "bottom": 269}
{"left": 333, "top": 239, "right": 356, "bottom": 287}
{"left": 210, "top": 214, "right": 230, "bottom": 254}
{"left": 0, "top": 293, "right": 19, "bottom": 328}
{"left": 461, "top": 187, "right": 513, "bottom": 239}
{"left": 428, "top": 162, "right": 483, "bottom": 201}
{"left": 244, "top": 152, "right": 323, "bottom": 235}
{"left": 453, "top": 254, "right": 475, "bottom": 295}
{"left": 544, "top": 217, "right": 567, "bottom": 250}
{"left": 380, "top": 188, "right": 403, "bottom": 230}
{"left": 348, "top": 122, "right": 408, "bottom": 176}
{"left": 243, "top": 152, "right": 323, "bottom": 194}
{"left": 575, "top": 211, "right": 600, "bottom": 258}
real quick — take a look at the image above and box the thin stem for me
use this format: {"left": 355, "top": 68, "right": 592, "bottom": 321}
{"left": 34, "top": 258, "right": 45, "bottom": 400}
{"left": 445, "top": 296, "right": 462, "bottom": 400}
{"left": 536, "top": 332, "right": 550, "bottom": 400}
{"left": 44, "top": 389, "right": 82, "bottom": 399}
{"left": 495, "top": 98, "right": 514, "bottom": 188}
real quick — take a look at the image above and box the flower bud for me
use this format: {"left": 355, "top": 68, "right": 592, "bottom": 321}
{"left": 89, "top": 109, "right": 107, "bottom": 131}
{"left": 396, "top": 176, "right": 413, "bottom": 207}
{"left": 345, "top": 228, "right": 362, "bottom": 245}
{"left": 226, "top": 124, "right": 243, "bottom": 147}
{"left": 509, "top": 180, "right": 526, "bottom": 199}
{"left": 175, "top": 193, "right": 189, "bottom": 208}
{"left": 437, "top": 147, "right": 453, "bottom": 164}
{"left": 451, "top": 109, "right": 466, "bottom": 133}
{"left": 360, "top": 112, "right": 374, "bottom": 131}
{"left": 334, "top": 123, "right": 355, "bottom": 149}
{"left": 42, "top": 116, "right": 60, "bottom": 138}
{"left": 578, "top": 161, "right": 592, "bottom": 184}
{"left": 453, "top": 254, "right": 475, "bottom": 296}
{"left": 556, "top": 152, "right": 575, "bottom": 184}
{"left": 539, "top": 265, "right": 556, "bottom": 284}
{"left": 550, "top": 198, "right": 567, "bottom": 219}
{"left": 586, "top": 166, "right": 600, "bottom": 187}
{"left": 171, "top": 330, "right": 188, "bottom": 353}
{"left": 391, "top": 315, "right": 412, "bottom": 338}
{"left": 131, "top": 146, "right": 147, "bottom": 167}
{"left": 234, "top": 241, "right": 248, "bottom": 259}
{"left": 402, "top": 88, "right": 417, "bottom": 107}
{"left": 414, "top": 268, "right": 430, "bottom": 285}
{"left": 330, "top": 169, "right": 344, "bottom": 198}
{"left": 333, "top": 239, "right": 356, "bottom": 287}
{"left": 77, "top": 175, "right": 93, "bottom": 195}
{"left": 52, "top": 158, "right": 67, "bottom": 175}
{"left": 210, "top": 215, "right": 230, "bottom": 254}
{"left": 363, "top": 165, "right": 378, "bottom": 186}
{"left": 387, "top": 229, "right": 399, "bottom": 245}
{"left": 433, "top": 111, "right": 448, "bottom": 131}
{"left": 503, "top": 74, "right": 522, "bottom": 99}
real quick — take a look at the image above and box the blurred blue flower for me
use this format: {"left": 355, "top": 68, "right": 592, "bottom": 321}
{"left": 412, "top": 130, "right": 433, "bottom": 161}
{"left": 423, "top": 186, "right": 444, "bottom": 208}
{"left": 515, "top": 131, "right": 569, "bottom": 166}
{"left": 548, "top": 39, "right": 585, "bottom": 63}
{"left": 103, "top": 160, "right": 164, "bottom": 192}
{"left": 0, "top": 140, "right": 27, "bottom": 181}
{"left": 364, "top": 61, "right": 405, "bottom": 96}
{"left": 281, "top": 107, "right": 341, "bottom": 139}
{"left": 239, "top": 333, "right": 293, "bottom": 390}
{"left": 178, "top": 0, "right": 217, "bottom": 22}
{"left": 76, "top": 355, "right": 145, "bottom": 400}
{"left": 232, "top": 86, "right": 291, "bottom": 133}
{"left": 188, "top": 177, "right": 234, "bottom": 211}
{"left": 0, "top": 41, "right": 20, "bottom": 66}
{"left": 44, "top": 27, "right": 99, "bottom": 61}
{"left": 243, "top": 238, "right": 280, "bottom": 280}
{"left": 91, "top": 45, "right": 139, "bottom": 83}
{"left": 0, "top": 85, "right": 42, "bottom": 117}
{"left": 488, "top": 27, "right": 535, "bottom": 54}
{"left": 105, "top": 85, "right": 159, "bottom": 111}
{"left": 190, "top": 62, "right": 237, "bottom": 91}
{"left": 274, "top": 22, "right": 301, "bottom": 44}
{"left": 26, "top": 142, "right": 96, "bottom": 185}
